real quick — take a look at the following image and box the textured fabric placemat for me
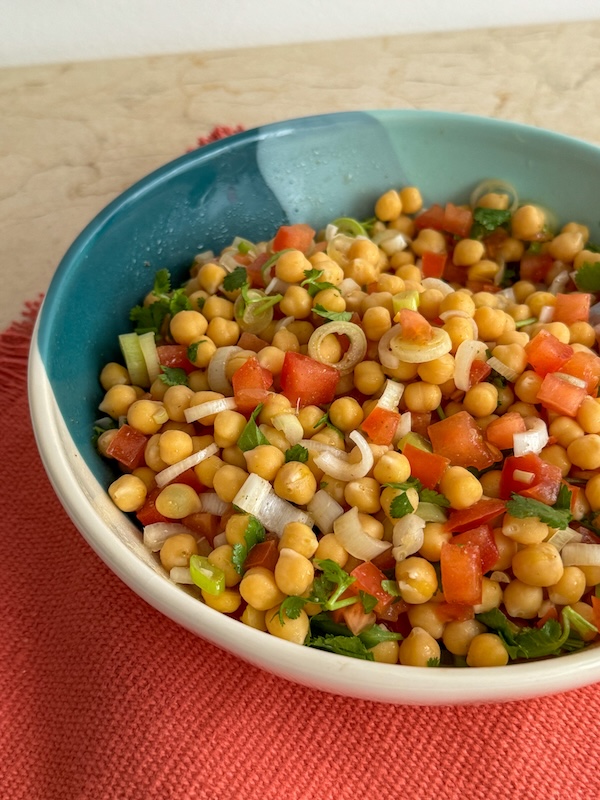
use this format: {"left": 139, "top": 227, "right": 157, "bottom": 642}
{"left": 2, "top": 134, "right": 600, "bottom": 800}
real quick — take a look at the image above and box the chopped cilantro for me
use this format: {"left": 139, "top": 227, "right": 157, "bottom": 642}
{"left": 313, "top": 305, "right": 353, "bottom": 322}
{"left": 389, "top": 492, "right": 415, "bottom": 519}
{"left": 308, "top": 634, "right": 375, "bottom": 661}
{"left": 555, "top": 483, "right": 574, "bottom": 512}
{"left": 307, "top": 614, "right": 402, "bottom": 659}
{"left": 319, "top": 481, "right": 329, "bottom": 490}
{"left": 359, "top": 591, "right": 378, "bottom": 614}
{"left": 238, "top": 405, "right": 271, "bottom": 452}
{"left": 91, "top": 418, "right": 117, "bottom": 447}
{"left": 358, "top": 624, "right": 403, "bottom": 649}
{"left": 505, "top": 492, "right": 572, "bottom": 529}
{"left": 301, "top": 269, "right": 338, "bottom": 298}
{"left": 527, "top": 241, "right": 543, "bottom": 255}
{"left": 419, "top": 488, "right": 450, "bottom": 507}
{"left": 426, "top": 657, "right": 441, "bottom": 667}
{"left": 309, "top": 559, "right": 357, "bottom": 611}
{"left": 383, "top": 478, "right": 423, "bottom": 492}
{"left": 277, "top": 596, "right": 307, "bottom": 623}
{"left": 129, "top": 269, "right": 192, "bottom": 336}
{"left": 470, "top": 207, "right": 512, "bottom": 239}
{"left": 232, "top": 516, "right": 266, "bottom": 575}
{"left": 312, "top": 412, "right": 344, "bottom": 440}
{"left": 381, "top": 580, "right": 401, "bottom": 597}
{"left": 574, "top": 261, "right": 600, "bottom": 292}
{"left": 222, "top": 266, "right": 249, "bottom": 292}
{"left": 158, "top": 365, "right": 188, "bottom": 386}
{"left": 284, "top": 444, "right": 309, "bottom": 463}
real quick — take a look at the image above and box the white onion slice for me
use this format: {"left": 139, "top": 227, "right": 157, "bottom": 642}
{"left": 470, "top": 179, "right": 519, "bottom": 212}
{"left": 548, "top": 269, "right": 570, "bottom": 295}
{"left": 266, "top": 277, "right": 291, "bottom": 296}
{"left": 490, "top": 570, "right": 511, "bottom": 584}
{"left": 497, "top": 286, "right": 516, "bottom": 303}
{"left": 155, "top": 443, "right": 219, "bottom": 488}
{"left": 512, "top": 469, "right": 535, "bottom": 485}
{"left": 314, "top": 430, "right": 374, "bottom": 480}
{"left": 143, "top": 522, "right": 192, "bottom": 552}
{"left": 554, "top": 372, "right": 587, "bottom": 389}
{"left": 299, "top": 438, "right": 349, "bottom": 458}
{"left": 274, "top": 315, "right": 294, "bottom": 331}
{"left": 393, "top": 412, "right": 412, "bottom": 444}
{"left": 561, "top": 543, "right": 600, "bottom": 567}
{"left": 389, "top": 327, "right": 453, "bottom": 364}
{"left": 376, "top": 379, "right": 405, "bottom": 411}
{"left": 199, "top": 492, "right": 231, "bottom": 516}
{"left": 219, "top": 251, "right": 242, "bottom": 272}
{"left": 184, "top": 396, "right": 238, "bottom": 424}
{"left": 377, "top": 231, "right": 409, "bottom": 256}
{"left": 415, "top": 502, "right": 447, "bottom": 523}
{"left": 170, "top": 566, "right": 195, "bottom": 584}
{"left": 325, "top": 223, "right": 339, "bottom": 241}
{"left": 232, "top": 473, "right": 313, "bottom": 536}
{"left": 392, "top": 514, "right": 426, "bottom": 562}
{"left": 487, "top": 356, "right": 519, "bottom": 383}
{"left": 547, "top": 528, "right": 580, "bottom": 552}
{"left": 333, "top": 506, "right": 392, "bottom": 560}
{"left": 538, "top": 305, "right": 555, "bottom": 323}
{"left": 378, "top": 323, "right": 402, "bottom": 369}
{"left": 421, "top": 277, "right": 455, "bottom": 297}
{"left": 339, "top": 277, "right": 361, "bottom": 296}
{"left": 307, "top": 490, "right": 344, "bottom": 534}
{"left": 513, "top": 417, "right": 549, "bottom": 456}
{"left": 207, "top": 345, "right": 242, "bottom": 394}
{"left": 308, "top": 321, "right": 367, "bottom": 374}
{"left": 272, "top": 413, "right": 304, "bottom": 446}
{"left": 212, "top": 532, "right": 228, "bottom": 549}
{"left": 454, "top": 340, "right": 488, "bottom": 391}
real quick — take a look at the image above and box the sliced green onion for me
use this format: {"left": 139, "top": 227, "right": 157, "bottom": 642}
{"left": 138, "top": 331, "right": 161, "bottom": 383}
{"left": 515, "top": 317, "right": 537, "bottom": 329}
{"left": 189, "top": 555, "right": 225, "bottom": 595}
{"left": 392, "top": 290, "right": 420, "bottom": 314}
{"left": 416, "top": 502, "right": 447, "bottom": 523}
{"left": 330, "top": 217, "right": 367, "bottom": 237}
{"left": 397, "top": 432, "right": 432, "bottom": 453}
{"left": 118, "top": 332, "right": 150, "bottom": 387}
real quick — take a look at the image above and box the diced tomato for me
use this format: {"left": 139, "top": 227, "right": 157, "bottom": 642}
{"left": 536, "top": 373, "right": 587, "bottom": 417}
{"left": 105, "top": 424, "right": 148, "bottom": 470}
{"left": 440, "top": 542, "right": 483, "bottom": 605}
{"left": 482, "top": 227, "right": 510, "bottom": 259}
{"left": 435, "top": 602, "right": 475, "bottom": 623}
{"left": 349, "top": 561, "right": 397, "bottom": 617}
{"left": 500, "top": 452, "right": 563, "bottom": 505}
{"left": 341, "top": 602, "right": 377, "bottom": 636}
{"left": 244, "top": 539, "right": 279, "bottom": 572}
{"left": 414, "top": 204, "right": 446, "bottom": 231}
{"left": 280, "top": 351, "right": 339, "bottom": 407}
{"left": 452, "top": 524, "right": 499, "bottom": 573}
{"left": 232, "top": 355, "right": 273, "bottom": 413}
{"left": 443, "top": 203, "right": 473, "bottom": 239}
{"left": 272, "top": 223, "right": 315, "bottom": 253}
{"left": 524, "top": 329, "right": 574, "bottom": 377}
{"left": 422, "top": 251, "right": 447, "bottom": 278}
{"left": 468, "top": 359, "right": 492, "bottom": 388}
{"left": 428, "top": 410, "right": 499, "bottom": 470}
{"left": 246, "top": 253, "right": 269, "bottom": 288}
{"left": 561, "top": 350, "right": 600, "bottom": 394}
{"left": 395, "top": 309, "right": 433, "bottom": 342}
{"left": 376, "top": 598, "right": 408, "bottom": 623}
{"left": 485, "top": 412, "right": 528, "bottom": 451}
{"left": 182, "top": 512, "right": 219, "bottom": 545}
{"left": 136, "top": 487, "right": 170, "bottom": 526}
{"left": 519, "top": 251, "right": 554, "bottom": 282}
{"left": 410, "top": 412, "right": 432, "bottom": 438}
{"left": 444, "top": 498, "right": 506, "bottom": 533}
{"left": 361, "top": 405, "right": 401, "bottom": 445}
{"left": 370, "top": 547, "right": 396, "bottom": 573}
{"left": 403, "top": 442, "right": 450, "bottom": 489}
{"left": 237, "top": 331, "right": 269, "bottom": 352}
{"left": 169, "top": 468, "right": 205, "bottom": 493}
{"left": 156, "top": 344, "right": 196, "bottom": 373}
{"left": 536, "top": 605, "right": 559, "bottom": 628}
{"left": 553, "top": 293, "right": 591, "bottom": 325}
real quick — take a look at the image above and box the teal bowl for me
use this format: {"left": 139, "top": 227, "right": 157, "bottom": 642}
{"left": 29, "top": 110, "right": 600, "bottom": 704}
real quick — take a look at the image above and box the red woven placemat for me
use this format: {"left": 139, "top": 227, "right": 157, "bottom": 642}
{"left": 2, "top": 131, "right": 600, "bottom": 800}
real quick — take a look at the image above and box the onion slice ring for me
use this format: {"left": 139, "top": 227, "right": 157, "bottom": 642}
{"left": 308, "top": 321, "right": 367, "bottom": 374}
{"left": 313, "top": 430, "right": 373, "bottom": 480}
{"left": 207, "top": 345, "right": 242, "bottom": 394}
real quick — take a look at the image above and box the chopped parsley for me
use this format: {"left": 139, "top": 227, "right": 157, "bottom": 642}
{"left": 389, "top": 492, "right": 415, "bottom": 519}
{"left": 574, "top": 261, "right": 600, "bottom": 292}
{"left": 505, "top": 490, "right": 573, "bottom": 529}
{"left": 222, "top": 266, "right": 249, "bottom": 292}
{"left": 312, "top": 305, "right": 353, "bottom": 322}
{"left": 284, "top": 444, "right": 309, "bottom": 463}
{"left": 301, "top": 269, "right": 338, "bottom": 298}
{"left": 129, "top": 269, "right": 191, "bottom": 336}
{"left": 238, "top": 404, "right": 270, "bottom": 452}
{"left": 158, "top": 365, "right": 188, "bottom": 386}
{"left": 278, "top": 596, "right": 308, "bottom": 623}
{"left": 419, "top": 488, "right": 450, "bottom": 507}
{"left": 232, "top": 516, "right": 266, "bottom": 575}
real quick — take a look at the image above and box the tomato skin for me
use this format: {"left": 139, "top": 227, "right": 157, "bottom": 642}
{"left": 396, "top": 309, "right": 433, "bottom": 342}
{"left": 553, "top": 292, "right": 591, "bottom": 325}
{"left": 414, "top": 204, "right": 446, "bottom": 231}
{"left": 403, "top": 442, "right": 450, "bottom": 489}
{"left": 361, "top": 406, "right": 401, "bottom": 445}
{"left": 485, "top": 411, "right": 527, "bottom": 451}
{"left": 246, "top": 253, "right": 269, "bottom": 288}
{"left": 272, "top": 223, "right": 315, "bottom": 253}
{"left": 519, "top": 251, "right": 554, "bottom": 282}
{"left": 536, "top": 373, "right": 587, "bottom": 417}
{"left": 524, "top": 329, "right": 574, "bottom": 376}
{"left": 500, "top": 452, "right": 562, "bottom": 504}
{"left": 440, "top": 542, "right": 483, "bottom": 605}
{"left": 443, "top": 203, "right": 473, "bottom": 239}
{"left": 561, "top": 350, "right": 600, "bottom": 394}
{"left": 237, "top": 331, "right": 269, "bottom": 352}
{"left": 280, "top": 352, "right": 339, "bottom": 407}
{"left": 428, "top": 410, "right": 498, "bottom": 470}
{"left": 136, "top": 487, "right": 170, "bottom": 526}
{"left": 422, "top": 251, "right": 447, "bottom": 278}
{"left": 156, "top": 345, "right": 196, "bottom": 373}
{"left": 105, "top": 424, "right": 148, "bottom": 470}
{"left": 444, "top": 498, "right": 506, "bottom": 533}
{"left": 232, "top": 355, "right": 273, "bottom": 413}
{"left": 435, "top": 602, "right": 475, "bottom": 623}
{"left": 244, "top": 539, "right": 279, "bottom": 572}
{"left": 349, "top": 561, "right": 396, "bottom": 617}
{"left": 182, "top": 512, "right": 220, "bottom": 545}
{"left": 452, "top": 524, "right": 499, "bottom": 573}
{"left": 468, "top": 359, "right": 492, "bottom": 388}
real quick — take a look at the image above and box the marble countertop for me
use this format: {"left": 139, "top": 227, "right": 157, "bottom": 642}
{"left": 2, "top": 20, "right": 600, "bottom": 328}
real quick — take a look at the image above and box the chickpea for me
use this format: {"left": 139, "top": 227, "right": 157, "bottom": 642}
{"left": 473, "top": 578, "right": 503, "bottom": 614}
{"left": 132, "top": 466, "right": 157, "bottom": 492}
{"left": 99, "top": 361, "right": 130, "bottom": 391}
{"left": 511, "top": 204, "right": 546, "bottom": 240}
{"left": 398, "top": 627, "right": 441, "bottom": 666}
{"left": 187, "top": 370, "right": 209, "bottom": 391}
{"left": 108, "top": 474, "right": 148, "bottom": 512}
{"left": 440, "top": 292, "right": 476, "bottom": 317}
{"left": 274, "top": 548, "right": 314, "bottom": 596}
{"left": 549, "top": 416, "right": 584, "bottom": 449}
{"left": 453, "top": 239, "right": 485, "bottom": 267}
{"left": 194, "top": 454, "right": 224, "bottom": 489}
{"left": 514, "top": 371, "right": 543, "bottom": 404}
{"left": 407, "top": 602, "right": 446, "bottom": 640}
{"left": 375, "top": 189, "right": 402, "bottom": 221}
{"left": 418, "top": 289, "right": 444, "bottom": 321}
{"left": 479, "top": 469, "right": 502, "bottom": 499}
{"left": 548, "top": 566, "right": 587, "bottom": 606}
{"left": 491, "top": 343, "right": 528, "bottom": 376}
{"left": 208, "top": 544, "right": 241, "bottom": 587}
{"left": 503, "top": 579, "right": 543, "bottom": 619}
{"left": 279, "top": 522, "right": 318, "bottom": 558}
{"left": 399, "top": 186, "right": 423, "bottom": 214}
{"left": 441, "top": 618, "right": 486, "bottom": 656}
{"left": 466, "top": 633, "right": 509, "bottom": 667}
{"left": 344, "top": 478, "right": 381, "bottom": 514}
{"left": 212, "top": 465, "right": 248, "bottom": 503}
{"left": 273, "top": 462, "right": 317, "bottom": 505}
{"left": 205, "top": 317, "right": 240, "bottom": 347}
{"left": 478, "top": 191, "right": 510, "bottom": 210}
{"left": 98, "top": 384, "right": 138, "bottom": 419}
{"left": 567, "top": 434, "right": 600, "bottom": 470}
{"left": 239, "top": 567, "right": 286, "bottom": 611}
{"left": 417, "top": 354, "right": 455, "bottom": 385}
{"left": 404, "top": 382, "right": 442, "bottom": 413}
{"left": 314, "top": 533, "right": 348, "bottom": 567}
{"left": 213, "top": 409, "right": 247, "bottom": 448}
{"left": 354, "top": 361, "right": 386, "bottom": 395}
{"left": 412, "top": 228, "right": 446, "bottom": 256}
{"left": 327, "top": 396, "right": 363, "bottom": 433}
{"left": 463, "top": 383, "right": 499, "bottom": 418}
{"left": 275, "top": 249, "right": 312, "bottom": 283}
{"left": 473, "top": 306, "right": 507, "bottom": 341}
{"left": 347, "top": 238, "right": 381, "bottom": 266}
{"left": 395, "top": 557, "right": 438, "bottom": 604}
{"left": 540, "top": 444, "right": 571, "bottom": 477}
{"left": 370, "top": 638, "right": 401, "bottom": 664}
{"left": 502, "top": 514, "right": 549, "bottom": 545}
{"left": 497, "top": 237, "right": 525, "bottom": 263}
{"left": 418, "top": 522, "right": 451, "bottom": 562}
{"left": 158, "top": 430, "right": 193, "bottom": 465}
{"left": 443, "top": 316, "right": 475, "bottom": 352}
{"left": 159, "top": 533, "right": 198, "bottom": 571}
{"left": 266, "top": 604, "right": 310, "bottom": 644}
{"left": 373, "top": 451, "right": 411, "bottom": 486}
{"left": 202, "top": 587, "right": 242, "bottom": 614}
{"left": 548, "top": 230, "right": 584, "bottom": 262}
{"left": 439, "top": 467, "right": 483, "bottom": 510}
{"left": 155, "top": 483, "right": 201, "bottom": 518}
{"left": 169, "top": 310, "right": 208, "bottom": 346}
{"left": 362, "top": 306, "right": 392, "bottom": 341}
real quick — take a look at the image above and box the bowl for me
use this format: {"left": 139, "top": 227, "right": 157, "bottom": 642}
{"left": 29, "top": 110, "right": 600, "bottom": 705}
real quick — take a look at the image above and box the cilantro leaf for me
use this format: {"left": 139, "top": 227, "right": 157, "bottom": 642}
{"left": 129, "top": 300, "right": 170, "bottom": 336}
{"left": 383, "top": 478, "right": 423, "bottom": 492}
{"left": 358, "top": 624, "right": 403, "bottom": 648}
{"left": 169, "top": 287, "right": 192, "bottom": 316}
{"left": 427, "top": 657, "right": 441, "bottom": 667}
{"left": 153, "top": 268, "right": 171, "bottom": 295}
{"left": 312, "top": 412, "right": 344, "bottom": 440}
{"left": 158, "top": 365, "right": 188, "bottom": 386}
{"left": 301, "top": 269, "right": 338, "bottom": 298}
{"left": 278, "top": 596, "right": 307, "bottom": 624}
{"left": 555, "top": 484, "right": 574, "bottom": 512}
{"left": 313, "top": 305, "right": 352, "bottom": 322}
{"left": 238, "top": 405, "right": 271, "bottom": 452}
{"left": 359, "top": 591, "right": 378, "bottom": 614}
{"left": 381, "top": 580, "right": 401, "bottom": 597}
{"left": 419, "top": 488, "right": 450, "bottom": 507}
{"left": 222, "top": 266, "right": 249, "bottom": 292}
{"left": 91, "top": 417, "right": 117, "bottom": 447}
{"left": 470, "top": 207, "right": 512, "bottom": 239}
{"left": 389, "top": 493, "right": 415, "bottom": 519}
{"left": 284, "top": 444, "right": 309, "bottom": 464}
{"left": 505, "top": 493, "right": 572, "bottom": 529}
{"left": 308, "top": 634, "right": 375, "bottom": 660}
{"left": 574, "top": 261, "right": 600, "bottom": 292}
{"left": 129, "top": 269, "right": 191, "bottom": 336}
{"left": 232, "top": 516, "right": 266, "bottom": 575}
{"left": 310, "top": 559, "right": 357, "bottom": 611}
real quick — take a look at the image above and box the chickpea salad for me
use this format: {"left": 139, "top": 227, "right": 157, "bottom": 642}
{"left": 94, "top": 180, "right": 600, "bottom": 668}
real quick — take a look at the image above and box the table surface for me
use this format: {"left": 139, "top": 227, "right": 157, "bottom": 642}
{"left": 2, "top": 19, "right": 600, "bottom": 329}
